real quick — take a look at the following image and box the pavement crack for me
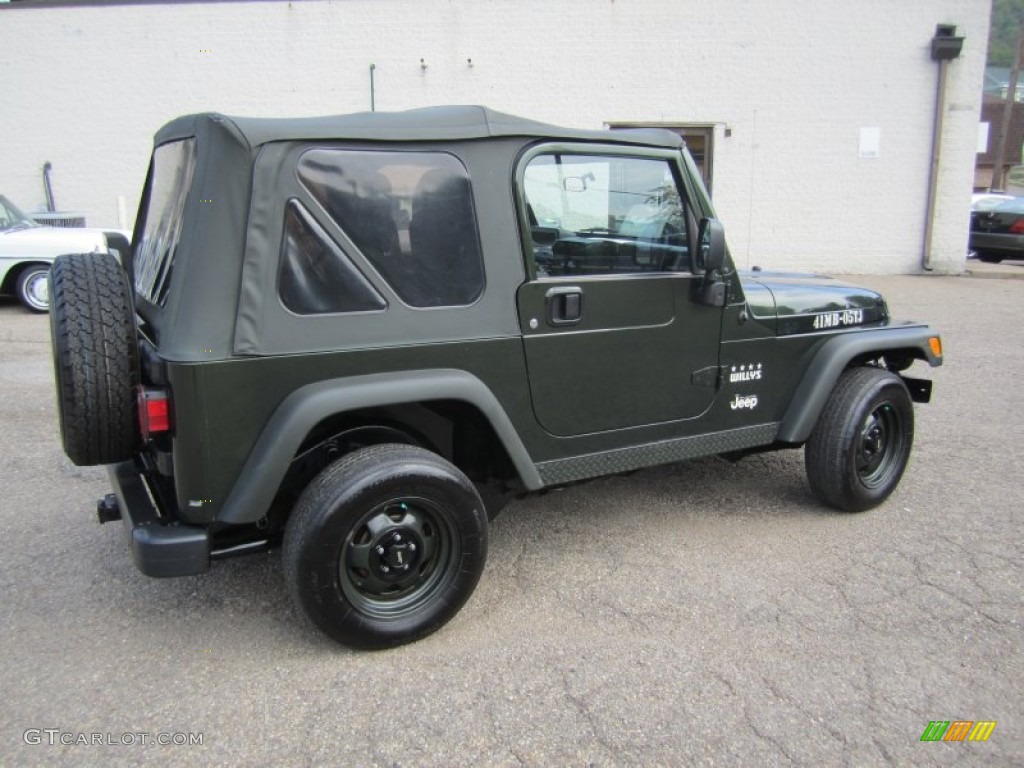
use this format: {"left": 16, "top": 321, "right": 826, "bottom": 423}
{"left": 743, "top": 700, "right": 796, "bottom": 764}
{"left": 559, "top": 668, "right": 616, "bottom": 759}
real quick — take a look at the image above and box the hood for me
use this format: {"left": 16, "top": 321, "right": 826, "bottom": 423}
{"left": 0, "top": 226, "right": 111, "bottom": 261}
{"left": 739, "top": 270, "right": 889, "bottom": 335}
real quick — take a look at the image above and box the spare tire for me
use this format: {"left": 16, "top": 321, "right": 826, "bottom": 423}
{"left": 49, "top": 253, "right": 139, "bottom": 466}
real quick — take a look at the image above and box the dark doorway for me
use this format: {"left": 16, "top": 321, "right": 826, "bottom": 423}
{"left": 606, "top": 123, "right": 715, "bottom": 196}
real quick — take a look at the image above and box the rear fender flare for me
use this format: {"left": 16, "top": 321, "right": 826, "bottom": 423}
{"left": 777, "top": 326, "right": 942, "bottom": 444}
{"left": 217, "top": 369, "right": 541, "bottom": 525}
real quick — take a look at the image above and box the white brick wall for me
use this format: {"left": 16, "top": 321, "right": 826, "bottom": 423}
{"left": 0, "top": 0, "right": 989, "bottom": 274}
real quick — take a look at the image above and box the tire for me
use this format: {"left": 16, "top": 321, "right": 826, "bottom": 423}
{"left": 805, "top": 367, "right": 914, "bottom": 512}
{"left": 977, "top": 252, "right": 1004, "bottom": 263}
{"left": 49, "top": 253, "right": 139, "bottom": 466}
{"left": 16, "top": 264, "right": 52, "bottom": 313}
{"left": 283, "top": 444, "right": 488, "bottom": 649}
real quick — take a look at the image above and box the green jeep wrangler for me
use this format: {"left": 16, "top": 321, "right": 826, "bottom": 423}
{"left": 49, "top": 106, "right": 943, "bottom": 648}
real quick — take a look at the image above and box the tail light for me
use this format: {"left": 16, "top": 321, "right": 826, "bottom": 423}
{"left": 138, "top": 387, "right": 172, "bottom": 439}
{"left": 1010, "top": 218, "right": 1024, "bottom": 235}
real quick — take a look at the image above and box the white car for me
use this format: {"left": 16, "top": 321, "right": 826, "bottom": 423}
{"left": 0, "top": 195, "right": 129, "bottom": 312}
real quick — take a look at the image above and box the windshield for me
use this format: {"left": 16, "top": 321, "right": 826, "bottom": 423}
{"left": 0, "top": 195, "right": 41, "bottom": 232}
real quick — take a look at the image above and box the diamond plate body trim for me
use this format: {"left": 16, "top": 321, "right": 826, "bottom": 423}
{"left": 535, "top": 423, "right": 781, "bottom": 486}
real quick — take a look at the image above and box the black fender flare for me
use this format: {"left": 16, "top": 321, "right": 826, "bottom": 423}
{"left": 776, "top": 325, "right": 942, "bottom": 444}
{"left": 217, "top": 369, "right": 542, "bottom": 525}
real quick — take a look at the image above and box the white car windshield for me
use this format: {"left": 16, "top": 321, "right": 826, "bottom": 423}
{"left": 0, "top": 195, "right": 41, "bottom": 232}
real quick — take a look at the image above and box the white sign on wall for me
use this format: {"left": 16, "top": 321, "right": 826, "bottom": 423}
{"left": 977, "top": 122, "right": 990, "bottom": 154}
{"left": 859, "top": 127, "right": 881, "bottom": 159}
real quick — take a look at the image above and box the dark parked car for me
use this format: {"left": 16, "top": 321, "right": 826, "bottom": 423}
{"left": 969, "top": 197, "right": 1024, "bottom": 263}
{"left": 48, "top": 107, "right": 943, "bottom": 649}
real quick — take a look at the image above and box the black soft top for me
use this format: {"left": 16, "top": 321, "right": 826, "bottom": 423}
{"left": 154, "top": 105, "right": 683, "bottom": 150}
{"left": 139, "top": 106, "right": 687, "bottom": 361}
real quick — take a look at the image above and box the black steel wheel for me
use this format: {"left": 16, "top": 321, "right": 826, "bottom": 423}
{"left": 283, "top": 444, "right": 487, "bottom": 649}
{"left": 339, "top": 497, "right": 456, "bottom": 617}
{"left": 805, "top": 367, "right": 914, "bottom": 512}
{"left": 16, "top": 264, "right": 51, "bottom": 312}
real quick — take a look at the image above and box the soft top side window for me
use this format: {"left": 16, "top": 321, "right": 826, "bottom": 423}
{"left": 522, "top": 152, "right": 690, "bottom": 278}
{"left": 298, "top": 149, "right": 485, "bottom": 308}
{"left": 278, "top": 199, "right": 387, "bottom": 316}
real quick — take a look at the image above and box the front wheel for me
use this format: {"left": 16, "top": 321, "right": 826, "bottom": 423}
{"left": 283, "top": 444, "right": 488, "bottom": 649}
{"left": 16, "top": 264, "right": 51, "bottom": 312}
{"left": 805, "top": 367, "right": 914, "bottom": 512}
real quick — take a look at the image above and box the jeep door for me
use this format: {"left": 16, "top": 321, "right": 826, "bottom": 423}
{"left": 515, "top": 146, "right": 723, "bottom": 437}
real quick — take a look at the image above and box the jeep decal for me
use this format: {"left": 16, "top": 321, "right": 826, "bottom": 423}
{"left": 730, "top": 394, "right": 759, "bottom": 410}
{"left": 729, "top": 363, "right": 763, "bottom": 383}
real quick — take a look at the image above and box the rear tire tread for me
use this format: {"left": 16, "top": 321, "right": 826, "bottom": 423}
{"left": 283, "top": 443, "right": 487, "bottom": 649}
{"left": 49, "top": 253, "right": 139, "bottom": 466}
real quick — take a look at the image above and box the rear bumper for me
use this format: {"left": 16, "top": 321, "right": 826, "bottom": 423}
{"left": 968, "top": 232, "right": 1024, "bottom": 256}
{"left": 107, "top": 460, "right": 210, "bottom": 578}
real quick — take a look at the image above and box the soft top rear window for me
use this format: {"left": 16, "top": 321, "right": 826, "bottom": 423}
{"left": 134, "top": 138, "right": 197, "bottom": 307}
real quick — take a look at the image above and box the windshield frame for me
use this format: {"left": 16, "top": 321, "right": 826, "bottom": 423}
{"left": 0, "top": 195, "right": 41, "bottom": 232}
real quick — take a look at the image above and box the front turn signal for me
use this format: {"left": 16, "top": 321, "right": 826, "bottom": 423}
{"left": 929, "top": 336, "right": 942, "bottom": 358}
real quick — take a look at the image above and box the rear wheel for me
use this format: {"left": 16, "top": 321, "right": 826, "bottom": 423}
{"left": 805, "top": 367, "right": 914, "bottom": 512}
{"left": 49, "top": 253, "right": 139, "bottom": 466}
{"left": 976, "top": 252, "right": 1004, "bottom": 263}
{"left": 16, "top": 264, "right": 51, "bottom": 312}
{"left": 283, "top": 444, "right": 488, "bottom": 649}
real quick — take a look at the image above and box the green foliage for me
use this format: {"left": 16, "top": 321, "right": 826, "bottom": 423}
{"left": 990, "top": 0, "right": 1024, "bottom": 66}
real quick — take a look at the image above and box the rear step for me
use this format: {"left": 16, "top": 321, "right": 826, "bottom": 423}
{"left": 98, "top": 470, "right": 272, "bottom": 573}
{"left": 104, "top": 461, "right": 210, "bottom": 578}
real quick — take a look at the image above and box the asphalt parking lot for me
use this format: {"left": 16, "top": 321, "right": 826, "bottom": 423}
{"left": 0, "top": 273, "right": 1021, "bottom": 766}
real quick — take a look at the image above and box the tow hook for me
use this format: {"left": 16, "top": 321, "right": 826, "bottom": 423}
{"left": 97, "top": 494, "right": 122, "bottom": 524}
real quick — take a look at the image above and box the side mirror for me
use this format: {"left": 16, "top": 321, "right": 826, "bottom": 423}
{"left": 696, "top": 217, "right": 726, "bottom": 274}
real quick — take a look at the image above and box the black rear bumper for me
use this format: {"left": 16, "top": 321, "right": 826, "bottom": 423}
{"left": 107, "top": 460, "right": 210, "bottom": 578}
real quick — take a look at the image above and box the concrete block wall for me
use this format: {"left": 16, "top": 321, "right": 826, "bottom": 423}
{"left": 0, "top": 0, "right": 989, "bottom": 273}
